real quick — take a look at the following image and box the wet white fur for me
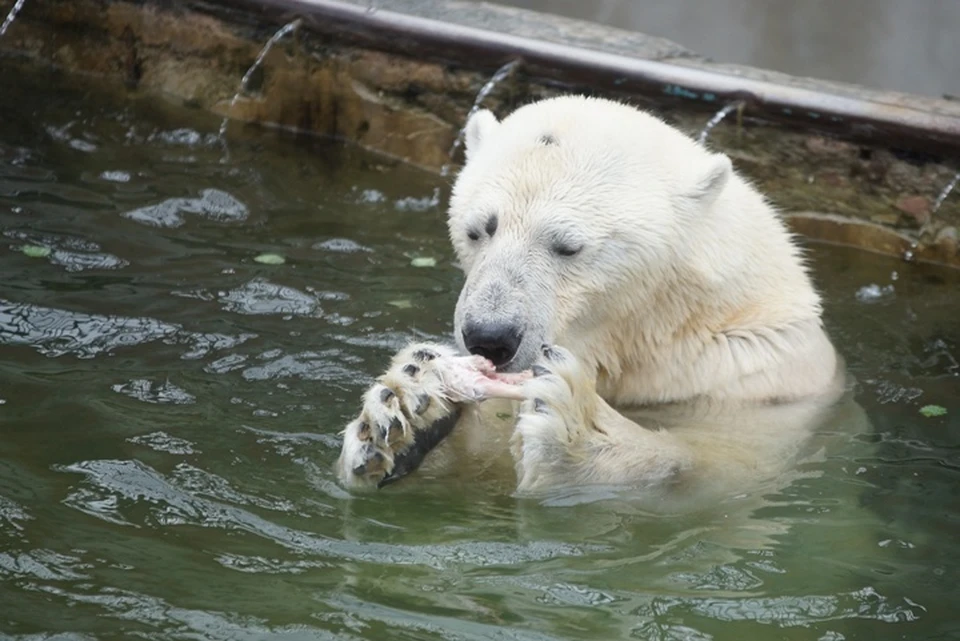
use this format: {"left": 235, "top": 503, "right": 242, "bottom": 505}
{"left": 339, "top": 96, "right": 844, "bottom": 502}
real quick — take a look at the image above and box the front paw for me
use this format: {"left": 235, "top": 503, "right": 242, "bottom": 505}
{"left": 336, "top": 343, "right": 491, "bottom": 489}
{"left": 511, "top": 345, "right": 599, "bottom": 490}
{"left": 520, "top": 344, "right": 593, "bottom": 421}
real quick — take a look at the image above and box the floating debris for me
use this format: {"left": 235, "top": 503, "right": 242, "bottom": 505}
{"left": 253, "top": 253, "right": 286, "bottom": 265}
{"left": 919, "top": 404, "right": 947, "bottom": 418}
{"left": 388, "top": 300, "right": 413, "bottom": 309}
{"left": 20, "top": 245, "right": 51, "bottom": 258}
{"left": 7, "top": 231, "right": 127, "bottom": 272}
{"left": 410, "top": 257, "right": 436, "bottom": 268}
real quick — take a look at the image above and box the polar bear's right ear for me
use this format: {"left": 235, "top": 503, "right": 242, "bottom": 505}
{"left": 464, "top": 109, "right": 499, "bottom": 160}
{"left": 691, "top": 152, "right": 733, "bottom": 206}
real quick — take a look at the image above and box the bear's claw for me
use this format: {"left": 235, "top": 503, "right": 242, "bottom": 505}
{"left": 337, "top": 343, "right": 527, "bottom": 489}
{"left": 337, "top": 343, "right": 583, "bottom": 490}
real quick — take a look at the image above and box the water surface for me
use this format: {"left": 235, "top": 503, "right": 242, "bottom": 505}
{"left": 0, "top": 66, "right": 958, "bottom": 640}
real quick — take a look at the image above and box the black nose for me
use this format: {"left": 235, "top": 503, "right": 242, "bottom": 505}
{"left": 462, "top": 321, "right": 523, "bottom": 367}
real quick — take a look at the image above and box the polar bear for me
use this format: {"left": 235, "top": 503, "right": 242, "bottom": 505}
{"left": 336, "top": 96, "right": 845, "bottom": 503}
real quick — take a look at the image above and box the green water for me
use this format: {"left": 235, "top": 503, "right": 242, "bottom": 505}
{"left": 0, "top": 66, "right": 958, "bottom": 641}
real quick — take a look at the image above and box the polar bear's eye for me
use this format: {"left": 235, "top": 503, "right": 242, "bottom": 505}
{"left": 467, "top": 229, "right": 480, "bottom": 241}
{"left": 552, "top": 242, "right": 582, "bottom": 257}
{"left": 484, "top": 215, "right": 498, "bottom": 237}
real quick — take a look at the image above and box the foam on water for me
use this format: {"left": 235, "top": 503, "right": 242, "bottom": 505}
{"left": 121, "top": 188, "right": 248, "bottom": 228}
{"left": 0, "top": 299, "right": 254, "bottom": 359}
{"left": 4, "top": 230, "right": 128, "bottom": 271}
{"left": 312, "top": 237, "right": 372, "bottom": 253}
{"left": 112, "top": 379, "right": 197, "bottom": 405}
{"left": 127, "top": 431, "right": 200, "bottom": 455}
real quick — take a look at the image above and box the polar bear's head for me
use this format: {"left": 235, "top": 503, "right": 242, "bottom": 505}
{"left": 447, "top": 96, "right": 737, "bottom": 373}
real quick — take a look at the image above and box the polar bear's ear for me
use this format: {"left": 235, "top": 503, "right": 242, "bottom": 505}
{"left": 464, "top": 109, "right": 499, "bottom": 160}
{"left": 691, "top": 153, "right": 733, "bottom": 206}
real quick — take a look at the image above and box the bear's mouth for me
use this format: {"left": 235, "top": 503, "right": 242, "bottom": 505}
{"left": 494, "top": 347, "right": 538, "bottom": 374}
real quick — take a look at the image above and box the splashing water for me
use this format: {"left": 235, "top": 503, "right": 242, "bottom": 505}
{"left": 218, "top": 19, "right": 301, "bottom": 154}
{"left": 697, "top": 100, "right": 746, "bottom": 144}
{"left": 902, "top": 241, "right": 918, "bottom": 262}
{"left": 443, "top": 60, "right": 521, "bottom": 175}
{"left": 931, "top": 171, "right": 960, "bottom": 214}
{"left": 0, "top": 0, "right": 28, "bottom": 38}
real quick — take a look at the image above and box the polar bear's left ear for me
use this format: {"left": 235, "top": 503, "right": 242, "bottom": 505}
{"left": 464, "top": 109, "right": 499, "bottom": 161}
{"left": 691, "top": 153, "right": 733, "bottom": 206}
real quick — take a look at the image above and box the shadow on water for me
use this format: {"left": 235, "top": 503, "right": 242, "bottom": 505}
{"left": 0, "top": 64, "right": 958, "bottom": 640}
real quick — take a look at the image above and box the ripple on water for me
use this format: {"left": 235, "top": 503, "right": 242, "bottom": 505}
{"left": 0, "top": 494, "right": 31, "bottom": 534}
{"left": 213, "top": 552, "right": 329, "bottom": 575}
{"left": 30, "top": 583, "right": 349, "bottom": 641}
{"left": 331, "top": 330, "right": 448, "bottom": 354}
{"left": 664, "top": 586, "right": 925, "bottom": 626}
{"left": 311, "top": 237, "right": 372, "bottom": 253}
{"left": 99, "top": 170, "right": 131, "bottom": 183}
{"left": 170, "top": 463, "right": 295, "bottom": 513}
{"left": 55, "top": 459, "right": 599, "bottom": 569}
{"left": 45, "top": 123, "right": 98, "bottom": 153}
{"left": 146, "top": 127, "right": 220, "bottom": 148}
{"left": 349, "top": 185, "right": 387, "bottom": 204}
{"left": 112, "top": 379, "right": 196, "bottom": 405}
{"left": 322, "top": 594, "right": 565, "bottom": 641}
{"left": 4, "top": 230, "right": 129, "bottom": 272}
{"left": 241, "top": 350, "right": 362, "bottom": 384}
{"left": 393, "top": 188, "right": 440, "bottom": 212}
{"left": 174, "top": 278, "right": 345, "bottom": 318}
{"left": 856, "top": 283, "right": 895, "bottom": 303}
{"left": 127, "top": 431, "right": 199, "bottom": 456}
{"left": 0, "top": 299, "right": 255, "bottom": 359}
{"left": 204, "top": 353, "right": 248, "bottom": 374}
{"left": 121, "top": 188, "right": 248, "bottom": 228}
{"left": 0, "top": 548, "right": 90, "bottom": 582}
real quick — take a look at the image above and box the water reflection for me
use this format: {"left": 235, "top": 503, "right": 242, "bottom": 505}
{"left": 0, "top": 299, "right": 254, "bottom": 359}
{"left": 173, "top": 278, "right": 346, "bottom": 318}
{"left": 121, "top": 188, "right": 248, "bottom": 228}
{"left": 4, "top": 230, "right": 128, "bottom": 272}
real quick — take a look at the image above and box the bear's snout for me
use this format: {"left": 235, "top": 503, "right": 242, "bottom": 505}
{"left": 461, "top": 320, "right": 523, "bottom": 369}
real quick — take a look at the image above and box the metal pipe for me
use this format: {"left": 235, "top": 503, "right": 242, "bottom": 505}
{"left": 204, "top": 0, "right": 960, "bottom": 155}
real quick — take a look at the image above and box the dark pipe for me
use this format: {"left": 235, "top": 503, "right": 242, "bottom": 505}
{"left": 200, "top": 0, "right": 960, "bottom": 156}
